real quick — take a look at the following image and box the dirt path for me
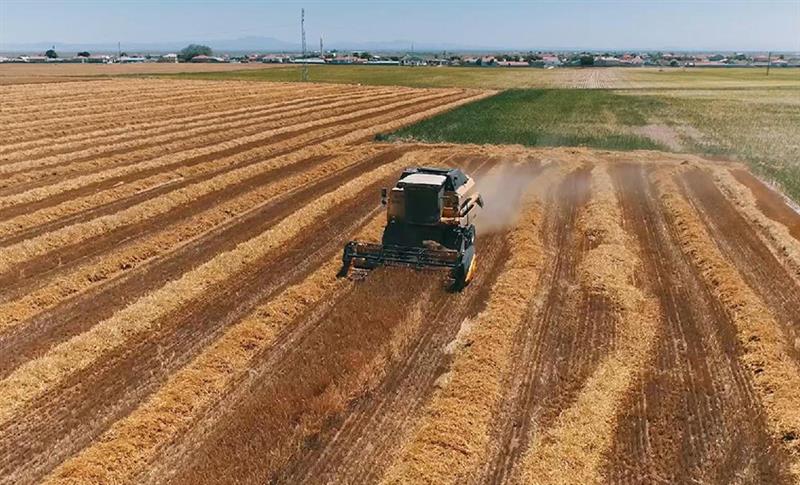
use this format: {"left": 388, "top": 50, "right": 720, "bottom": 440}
{"left": 603, "top": 164, "right": 792, "bottom": 484}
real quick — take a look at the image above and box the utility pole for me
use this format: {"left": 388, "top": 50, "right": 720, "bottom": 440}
{"left": 766, "top": 51, "right": 771, "bottom": 76}
{"left": 117, "top": 41, "right": 121, "bottom": 58}
{"left": 320, "top": 34, "right": 323, "bottom": 57}
{"left": 300, "top": 8, "right": 308, "bottom": 81}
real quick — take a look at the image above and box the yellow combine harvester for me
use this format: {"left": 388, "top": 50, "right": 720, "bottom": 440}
{"left": 340, "top": 167, "right": 484, "bottom": 289}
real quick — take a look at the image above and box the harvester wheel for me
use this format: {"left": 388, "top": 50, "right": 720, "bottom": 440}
{"left": 450, "top": 255, "right": 475, "bottom": 291}
{"left": 464, "top": 255, "right": 477, "bottom": 285}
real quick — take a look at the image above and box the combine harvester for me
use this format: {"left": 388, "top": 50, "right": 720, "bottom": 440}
{"left": 340, "top": 167, "right": 484, "bottom": 290}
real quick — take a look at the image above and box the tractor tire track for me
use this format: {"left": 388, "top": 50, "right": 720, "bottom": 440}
{"left": 603, "top": 164, "right": 791, "bottom": 484}
{"left": 681, "top": 169, "right": 800, "bottom": 362}
{"left": 729, "top": 170, "right": 800, "bottom": 243}
{"left": 475, "top": 166, "right": 612, "bottom": 484}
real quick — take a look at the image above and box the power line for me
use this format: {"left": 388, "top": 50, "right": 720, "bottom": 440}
{"left": 766, "top": 50, "right": 771, "bottom": 76}
{"left": 301, "top": 8, "right": 308, "bottom": 82}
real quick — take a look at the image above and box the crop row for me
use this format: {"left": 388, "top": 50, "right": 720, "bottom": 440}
{"left": 0, "top": 145, "right": 386, "bottom": 332}
{"left": 0, "top": 153, "right": 416, "bottom": 428}
{"left": 655, "top": 169, "right": 800, "bottom": 479}
{"left": 0, "top": 87, "right": 417, "bottom": 178}
{"left": 0, "top": 84, "right": 372, "bottom": 161}
{"left": 517, "top": 164, "right": 659, "bottom": 483}
{"left": 381, "top": 165, "right": 559, "bottom": 484}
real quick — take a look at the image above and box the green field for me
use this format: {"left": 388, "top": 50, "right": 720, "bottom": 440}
{"left": 388, "top": 86, "right": 800, "bottom": 202}
{"left": 385, "top": 89, "right": 667, "bottom": 151}
{"left": 158, "top": 64, "right": 800, "bottom": 90}
{"left": 159, "top": 64, "right": 561, "bottom": 89}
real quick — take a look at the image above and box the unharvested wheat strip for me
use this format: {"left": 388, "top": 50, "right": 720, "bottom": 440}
{"left": 0, "top": 89, "right": 406, "bottom": 219}
{"left": 0, "top": 88, "right": 296, "bottom": 154}
{"left": 2, "top": 89, "right": 269, "bottom": 133}
{"left": 0, "top": 91, "right": 305, "bottom": 146}
{"left": 0, "top": 84, "right": 364, "bottom": 161}
{"left": 42, "top": 215, "right": 386, "bottom": 484}
{"left": 0, "top": 78, "right": 162, "bottom": 98}
{"left": 0, "top": 153, "right": 415, "bottom": 427}
{"left": 515, "top": 164, "right": 660, "bottom": 485}
{"left": 0, "top": 77, "right": 266, "bottom": 99}
{"left": 2, "top": 85, "right": 388, "bottom": 167}
{"left": 2, "top": 83, "right": 433, "bottom": 147}
{"left": 1, "top": 89, "right": 327, "bottom": 145}
{"left": 0, "top": 146, "right": 345, "bottom": 240}
{"left": 0, "top": 79, "right": 240, "bottom": 106}
{"left": 713, "top": 168, "right": 800, "bottom": 282}
{"left": 0, "top": 90, "right": 442, "bottom": 209}
{"left": 0, "top": 82, "right": 197, "bottom": 114}
{"left": 0, "top": 81, "right": 320, "bottom": 121}
{"left": 0, "top": 84, "right": 286, "bottom": 124}
{"left": 379, "top": 167, "right": 559, "bottom": 485}
{"left": 0, "top": 145, "right": 385, "bottom": 331}
{"left": 1, "top": 81, "right": 306, "bottom": 128}
{"left": 654, "top": 169, "right": 800, "bottom": 478}
{"left": 0, "top": 153, "right": 315, "bottom": 272}
{"left": 3, "top": 92, "right": 476, "bottom": 225}
{"left": 0, "top": 87, "right": 414, "bottom": 177}
{"left": 0, "top": 87, "right": 444, "bottom": 187}
{"left": 1, "top": 84, "right": 381, "bottom": 157}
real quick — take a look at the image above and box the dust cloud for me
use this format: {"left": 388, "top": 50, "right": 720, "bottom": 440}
{"left": 474, "top": 164, "right": 541, "bottom": 234}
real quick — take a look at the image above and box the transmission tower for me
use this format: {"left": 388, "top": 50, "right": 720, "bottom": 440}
{"left": 301, "top": 8, "right": 308, "bottom": 81}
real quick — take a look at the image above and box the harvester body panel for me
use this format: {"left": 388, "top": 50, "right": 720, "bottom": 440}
{"left": 341, "top": 166, "right": 483, "bottom": 289}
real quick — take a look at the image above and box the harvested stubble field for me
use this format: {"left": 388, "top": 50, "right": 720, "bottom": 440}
{"left": 1, "top": 78, "right": 800, "bottom": 485}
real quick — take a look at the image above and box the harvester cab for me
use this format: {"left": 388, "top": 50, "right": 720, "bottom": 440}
{"left": 340, "top": 167, "right": 484, "bottom": 289}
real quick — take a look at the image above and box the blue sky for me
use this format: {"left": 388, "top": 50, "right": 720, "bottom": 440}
{"left": 1, "top": 0, "right": 798, "bottom": 51}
